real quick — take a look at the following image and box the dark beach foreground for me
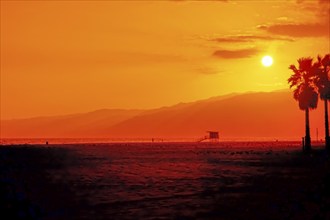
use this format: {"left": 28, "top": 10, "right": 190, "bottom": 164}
{"left": 0, "top": 142, "right": 329, "bottom": 220}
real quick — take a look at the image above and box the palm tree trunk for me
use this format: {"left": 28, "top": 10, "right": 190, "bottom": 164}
{"left": 325, "top": 100, "right": 330, "bottom": 152}
{"left": 305, "top": 108, "right": 311, "bottom": 153}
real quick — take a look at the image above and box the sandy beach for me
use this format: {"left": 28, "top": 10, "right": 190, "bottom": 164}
{"left": 1, "top": 142, "right": 329, "bottom": 220}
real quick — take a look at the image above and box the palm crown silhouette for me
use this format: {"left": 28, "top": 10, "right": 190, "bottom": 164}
{"left": 288, "top": 54, "right": 330, "bottom": 153}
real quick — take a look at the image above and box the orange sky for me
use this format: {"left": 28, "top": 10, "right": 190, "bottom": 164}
{"left": 1, "top": 0, "right": 329, "bottom": 120}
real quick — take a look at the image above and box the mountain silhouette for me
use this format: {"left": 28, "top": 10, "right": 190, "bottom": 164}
{"left": 0, "top": 90, "right": 324, "bottom": 140}
{"left": 1, "top": 109, "right": 144, "bottom": 138}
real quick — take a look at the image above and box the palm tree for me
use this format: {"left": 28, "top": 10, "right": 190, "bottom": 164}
{"left": 288, "top": 57, "right": 318, "bottom": 153}
{"left": 315, "top": 54, "right": 330, "bottom": 152}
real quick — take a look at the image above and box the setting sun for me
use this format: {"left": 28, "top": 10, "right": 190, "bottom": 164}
{"left": 1, "top": 1, "right": 330, "bottom": 218}
{"left": 262, "top": 56, "right": 273, "bottom": 67}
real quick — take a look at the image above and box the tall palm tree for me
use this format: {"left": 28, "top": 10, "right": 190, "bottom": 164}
{"left": 315, "top": 54, "right": 330, "bottom": 152}
{"left": 288, "top": 57, "right": 318, "bottom": 153}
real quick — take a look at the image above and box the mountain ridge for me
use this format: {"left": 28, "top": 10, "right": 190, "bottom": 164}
{"left": 1, "top": 89, "right": 324, "bottom": 139}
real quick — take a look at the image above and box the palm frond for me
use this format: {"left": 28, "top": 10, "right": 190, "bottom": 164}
{"left": 298, "top": 57, "right": 313, "bottom": 72}
{"left": 289, "top": 56, "right": 319, "bottom": 110}
{"left": 314, "top": 54, "right": 330, "bottom": 100}
{"left": 322, "top": 54, "right": 330, "bottom": 67}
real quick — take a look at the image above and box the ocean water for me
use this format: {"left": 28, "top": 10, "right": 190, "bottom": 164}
{"left": 0, "top": 141, "right": 325, "bottom": 219}
{"left": 0, "top": 141, "right": 311, "bottom": 219}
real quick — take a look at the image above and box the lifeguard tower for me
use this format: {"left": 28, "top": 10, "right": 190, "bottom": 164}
{"left": 198, "top": 131, "right": 219, "bottom": 142}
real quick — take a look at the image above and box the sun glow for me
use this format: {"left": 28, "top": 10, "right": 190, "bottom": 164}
{"left": 261, "top": 56, "right": 273, "bottom": 67}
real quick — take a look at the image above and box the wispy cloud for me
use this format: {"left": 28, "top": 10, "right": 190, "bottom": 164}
{"left": 276, "top": 16, "right": 289, "bottom": 21}
{"left": 171, "top": 0, "right": 228, "bottom": 2}
{"left": 295, "top": 0, "right": 329, "bottom": 20}
{"left": 212, "top": 48, "right": 259, "bottom": 59}
{"left": 258, "top": 23, "right": 329, "bottom": 38}
{"left": 259, "top": 0, "right": 329, "bottom": 38}
{"left": 211, "top": 34, "right": 294, "bottom": 43}
{"left": 257, "top": 82, "right": 284, "bottom": 87}
{"left": 196, "top": 66, "right": 224, "bottom": 75}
